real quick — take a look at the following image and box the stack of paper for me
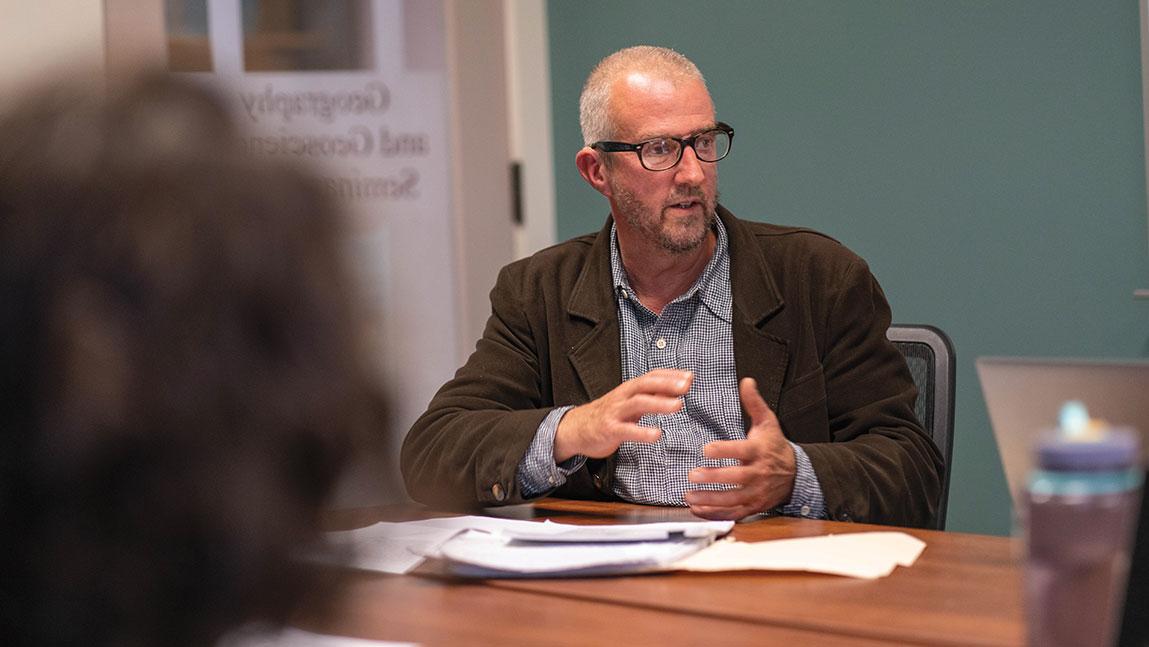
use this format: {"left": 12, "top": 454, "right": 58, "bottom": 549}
{"left": 436, "top": 521, "right": 734, "bottom": 577}
{"left": 323, "top": 517, "right": 733, "bottom": 576}
{"left": 321, "top": 516, "right": 926, "bottom": 580}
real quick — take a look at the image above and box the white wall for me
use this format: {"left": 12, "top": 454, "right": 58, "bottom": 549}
{"left": 504, "top": 0, "right": 557, "bottom": 258}
{"left": 0, "top": 1, "right": 104, "bottom": 97}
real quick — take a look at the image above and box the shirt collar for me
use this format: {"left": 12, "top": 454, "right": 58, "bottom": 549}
{"left": 609, "top": 215, "right": 732, "bottom": 323}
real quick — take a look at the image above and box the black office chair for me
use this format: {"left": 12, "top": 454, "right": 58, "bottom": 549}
{"left": 886, "top": 324, "right": 955, "bottom": 530}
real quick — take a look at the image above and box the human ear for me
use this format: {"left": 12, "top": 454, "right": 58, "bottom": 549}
{"left": 575, "top": 147, "right": 611, "bottom": 198}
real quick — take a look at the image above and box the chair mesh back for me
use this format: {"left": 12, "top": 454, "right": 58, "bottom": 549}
{"left": 887, "top": 324, "right": 954, "bottom": 530}
{"left": 895, "top": 342, "right": 937, "bottom": 445}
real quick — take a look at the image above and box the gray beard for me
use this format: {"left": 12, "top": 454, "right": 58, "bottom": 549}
{"left": 615, "top": 186, "right": 718, "bottom": 254}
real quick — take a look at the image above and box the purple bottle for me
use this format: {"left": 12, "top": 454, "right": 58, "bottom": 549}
{"left": 1025, "top": 402, "right": 1142, "bottom": 647}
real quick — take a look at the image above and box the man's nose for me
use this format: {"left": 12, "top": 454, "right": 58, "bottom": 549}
{"left": 674, "top": 145, "right": 706, "bottom": 184}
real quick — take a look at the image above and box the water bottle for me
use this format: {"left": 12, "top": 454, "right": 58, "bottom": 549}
{"left": 1025, "top": 402, "right": 1142, "bottom": 647}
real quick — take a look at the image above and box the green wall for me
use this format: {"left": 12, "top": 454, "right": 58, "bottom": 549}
{"left": 548, "top": 0, "right": 1149, "bottom": 535}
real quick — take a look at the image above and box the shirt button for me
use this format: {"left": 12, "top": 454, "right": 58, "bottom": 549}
{"left": 491, "top": 483, "right": 506, "bottom": 501}
{"left": 655, "top": 337, "right": 667, "bottom": 349}
{"left": 800, "top": 505, "right": 811, "bottom": 517}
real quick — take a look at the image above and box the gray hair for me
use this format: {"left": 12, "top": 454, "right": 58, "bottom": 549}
{"left": 578, "top": 45, "right": 708, "bottom": 146}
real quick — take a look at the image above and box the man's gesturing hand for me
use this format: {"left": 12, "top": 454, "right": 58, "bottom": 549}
{"left": 685, "top": 377, "right": 796, "bottom": 520}
{"left": 554, "top": 369, "right": 693, "bottom": 462}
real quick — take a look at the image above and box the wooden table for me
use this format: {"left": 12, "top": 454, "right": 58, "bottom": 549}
{"left": 306, "top": 499, "right": 1024, "bottom": 646}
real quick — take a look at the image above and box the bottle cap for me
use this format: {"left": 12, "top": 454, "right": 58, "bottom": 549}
{"left": 1035, "top": 400, "right": 1140, "bottom": 471}
{"left": 1036, "top": 428, "right": 1139, "bottom": 471}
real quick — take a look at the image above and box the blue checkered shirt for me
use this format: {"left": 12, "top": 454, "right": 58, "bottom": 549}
{"left": 517, "top": 218, "right": 826, "bottom": 518}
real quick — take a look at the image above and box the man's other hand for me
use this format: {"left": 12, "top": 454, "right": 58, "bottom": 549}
{"left": 685, "top": 377, "right": 796, "bottom": 520}
{"left": 553, "top": 369, "right": 692, "bottom": 462}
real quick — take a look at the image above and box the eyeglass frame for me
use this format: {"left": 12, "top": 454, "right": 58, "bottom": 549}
{"left": 589, "top": 122, "right": 735, "bottom": 171}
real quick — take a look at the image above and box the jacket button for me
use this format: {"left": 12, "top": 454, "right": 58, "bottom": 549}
{"left": 491, "top": 483, "right": 506, "bottom": 502}
{"left": 592, "top": 473, "right": 603, "bottom": 488}
{"left": 837, "top": 511, "right": 851, "bottom": 522}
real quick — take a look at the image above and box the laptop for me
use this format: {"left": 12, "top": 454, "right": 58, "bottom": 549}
{"left": 976, "top": 357, "right": 1149, "bottom": 646}
{"left": 976, "top": 357, "right": 1149, "bottom": 507}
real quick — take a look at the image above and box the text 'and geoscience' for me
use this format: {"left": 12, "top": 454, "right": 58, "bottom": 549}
{"left": 240, "top": 126, "right": 428, "bottom": 159}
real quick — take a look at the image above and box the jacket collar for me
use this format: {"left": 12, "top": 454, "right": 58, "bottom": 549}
{"left": 567, "top": 205, "right": 785, "bottom": 327}
{"left": 567, "top": 214, "right": 617, "bottom": 325}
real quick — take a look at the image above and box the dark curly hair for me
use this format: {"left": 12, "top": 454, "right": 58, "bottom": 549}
{"left": 0, "top": 73, "right": 384, "bottom": 646}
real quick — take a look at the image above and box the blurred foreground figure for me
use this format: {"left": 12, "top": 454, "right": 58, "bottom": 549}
{"left": 0, "top": 73, "right": 382, "bottom": 646}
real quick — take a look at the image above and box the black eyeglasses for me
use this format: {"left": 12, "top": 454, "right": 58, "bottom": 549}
{"left": 590, "top": 122, "right": 734, "bottom": 172}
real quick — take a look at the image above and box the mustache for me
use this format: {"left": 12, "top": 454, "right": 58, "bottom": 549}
{"left": 666, "top": 187, "right": 709, "bottom": 204}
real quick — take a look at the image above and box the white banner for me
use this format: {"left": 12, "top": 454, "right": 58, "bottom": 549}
{"left": 193, "top": 0, "right": 460, "bottom": 503}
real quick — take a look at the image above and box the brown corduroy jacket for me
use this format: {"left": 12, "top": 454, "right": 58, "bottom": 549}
{"left": 401, "top": 206, "right": 942, "bottom": 528}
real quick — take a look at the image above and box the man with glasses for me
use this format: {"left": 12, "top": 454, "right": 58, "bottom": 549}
{"left": 402, "top": 46, "right": 942, "bottom": 528}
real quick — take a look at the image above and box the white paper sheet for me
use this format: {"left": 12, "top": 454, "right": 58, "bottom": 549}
{"left": 502, "top": 520, "right": 735, "bottom": 542}
{"left": 672, "top": 531, "right": 927, "bottom": 579}
{"left": 322, "top": 522, "right": 456, "bottom": 574}
{"left": 436, "top": 529, "right": 715, "bottom": 577}
{"left": 321, "top": 516, "right": 733, "bottom": 575}
{"left": 221, "top": 626, "right": 416, "bottom": 647}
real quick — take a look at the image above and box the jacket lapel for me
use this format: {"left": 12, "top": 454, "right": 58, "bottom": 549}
{"left": 566, "top": 216, "right": 623, "bottom": 401}
{"left": 721, "top": 207, "right": 791, "bottom": 414}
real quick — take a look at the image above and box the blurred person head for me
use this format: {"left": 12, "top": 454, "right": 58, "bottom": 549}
{"left": 0, "top": 72, "right": 382, "bottom": 646}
